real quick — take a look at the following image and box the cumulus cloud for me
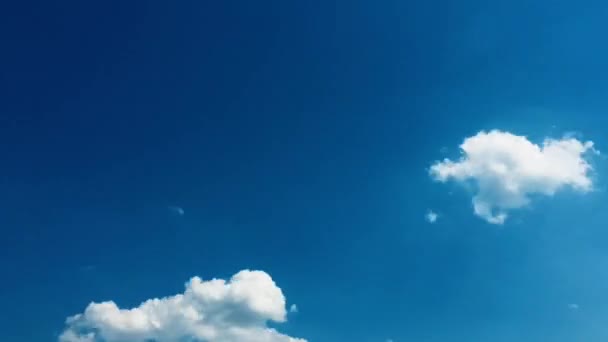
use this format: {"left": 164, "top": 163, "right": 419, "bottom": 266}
{"left": 425, "top": 210, "right": 438, "bottom": 223}
{"left": 430, "top": 130, "right": 596, "bottom": 224}
{"left": 60, "top": 270, "right": 306, "bottom": 342}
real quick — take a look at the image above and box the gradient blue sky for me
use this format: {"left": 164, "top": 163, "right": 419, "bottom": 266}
{"left": 2, "top": 1, "right": 608, "bottom": 341}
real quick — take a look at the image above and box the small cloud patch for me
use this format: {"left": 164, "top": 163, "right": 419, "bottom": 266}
{"left": 425, "top": 210, "right": 438, "bottom": 223}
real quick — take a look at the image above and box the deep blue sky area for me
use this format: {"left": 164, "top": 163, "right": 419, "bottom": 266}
{"left": 2, "top": 1, "right": 608, "bottom": 341}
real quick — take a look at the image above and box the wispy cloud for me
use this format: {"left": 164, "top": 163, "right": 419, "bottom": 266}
{"left": 168, "top": 205, "right": 185, "bottom": 216}
{"left": 79, "top": 265, "right": 96, "bottom": 272}
{"left": 568, "top": 303, "right": 580, "bottom": 310}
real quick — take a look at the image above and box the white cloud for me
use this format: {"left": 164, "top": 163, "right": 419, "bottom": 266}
{"left": 425, "top": 210, "right": 438, "bottom": 223}
{"left": 60, "top": 270, "right": 306, "bottom": 342}
{"left": 430, "top": 130, "right": 596, "bottom": 224}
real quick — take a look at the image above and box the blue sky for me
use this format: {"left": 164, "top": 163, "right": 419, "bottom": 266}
{"left": 2, "top": 1, "right": 608, "bottom": 341}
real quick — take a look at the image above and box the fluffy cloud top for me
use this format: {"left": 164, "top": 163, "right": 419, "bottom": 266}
{"left": 60, "top": 270, "right": 306, "bottom": 342}
{"left": 430, "top": 130, "right": 596, "bottom": 224}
